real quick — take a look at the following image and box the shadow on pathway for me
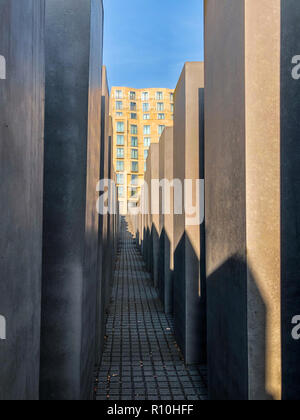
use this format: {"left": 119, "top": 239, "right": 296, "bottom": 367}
{"left": 95, "top": 219, "right": 208, "bottom": 401}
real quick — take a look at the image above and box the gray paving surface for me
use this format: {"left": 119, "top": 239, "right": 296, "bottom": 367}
{"left": 95, "top": 220, "right": 208, "bottom": 401}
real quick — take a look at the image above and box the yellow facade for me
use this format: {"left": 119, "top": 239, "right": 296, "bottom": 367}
{"left": 110, "top": 87, "right": 174, "bottom": 214}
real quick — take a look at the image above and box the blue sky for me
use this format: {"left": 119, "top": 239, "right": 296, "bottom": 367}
{"left": 103, "top": 0, "right": 204, "bottom": 90}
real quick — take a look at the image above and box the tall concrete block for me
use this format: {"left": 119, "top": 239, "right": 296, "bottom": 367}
{"left": 101, "top": 67, "right": 111, "bottom": 316}
{"left": 0, "top": 0, "right": 45, "bottom": 400}
{"left": 141, "top": 206, "right": 146, "bottom": 256}
{"left": 158, "top": 128, "right": 174, "bottom": 314}
{"left": 139, "top": 187, "right": 146, "bottom": 254}
{"left": 139, "top": 202, "right": 143, "bottom": 248}
{"left": 95, "top": 65, "right": 109, "bottom": 365}
{"left": 158, "top": 133, "right": 166, "bottom": 305}
{"left": 107, "top": 116, "right": 115, "bottom": 300}
{"left": 149, "top": 144, "right": 160, "bottom": 288}
{"left": 143, "top": 156, "right": 151, "bottom": 268}
{"left": 40, "top": 0, "right": 103, "bottom": 400}
{"left": 147, "top": 155, "right": 152, "bottom": 273}
{"left": 205, "top": 0, "right": 300, "bottom": 400}
{"left": 173, "top": 62, "right": 206, "bottom": 365}
{"left": 133, "top": 197, "right": 141, "bottom": 248}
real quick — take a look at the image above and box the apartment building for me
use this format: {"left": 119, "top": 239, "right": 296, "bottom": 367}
{"left": 110, "top": 87, "right": 174, "bottom": 214}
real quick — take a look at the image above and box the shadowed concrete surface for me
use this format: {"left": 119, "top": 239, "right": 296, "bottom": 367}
{"left": 95, "top": 220, "right": 208, "bottom": 401}
{"left": 0, "top": 0, "right": 45, "bottom": 400}
{"left": 40, "top": 0, "right": 104, "bottom": 400}
{"left": 205, "top": 1, "right": 248, "bottom": 400}
{"left": 101, "top": 67, "right": 111, "bottom": 315}
{"left": 95, "top": 66, "right": 110, "bottom": 366}
{"left": 280, "top": 0, "right": 300, "bottom": 400}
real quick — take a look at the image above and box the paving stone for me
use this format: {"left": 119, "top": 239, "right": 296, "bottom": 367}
{"left": 95, "top": 219, "right": 208, "bottom": 400}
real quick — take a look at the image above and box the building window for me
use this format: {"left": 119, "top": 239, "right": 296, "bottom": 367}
{"left": 143, "top": 114, "right": 150, "bottom": 120}
{"left": 157, "top": 102, "right": 164, "bottom": 112}
{"left": 130, "top": 102, "right": 137, "bottom": 111}
{"left": 144, "top": 125, "right": 151, "bottom": 135}
{"left": 158, "top": 125, "right": 165, "bottom": 135}
{"left": 131, "top": 137, "right": 138, "bottom": 147}
{"left": 131, "top": 149, "right": 138, "bottom": 160}
{"left": 170, "top": 93, "right": 174, "bottom": 102}
{"left": 116, "top": 161, "right": 124, "bottom": 172}
{"left": 130, "top": 187, "right": 138, "bottom": 198}
{"left": 118, "top": 186, "right": 124, "bottom": 197}
{"left": 115, "top": 90, "right": 123, "bottom": 99}
{"left": 130, "top": 113, "right": 137, "bottom": 120}
{"left": 117, "top": 122, "right": 125, "bottom": 133}
{"left": 116, "top": 101, "right": 123, "bottom": 110}
{"left": 142, "top": 92, "right": 149, "bottom": 101}
{"left": 158, "top": 113, "right": 165, "bottom": 120}
{"left": 130, "top": 91, "right": 136, "bottom": 100}
{"left": 117, "top": 174, "right": 124, "bottom": 185}
{"left": 144, "top": 137, "right": 151, "bottom": 148}
{"left": 156, "top": 91, "right": 163, "bottom": 100}
{"left": 116, "top": 112, "right": 123, "bottom": 117}
{"left": 117, "top": 148, "right": 124, "bottom": 159}
{"left": 131, "top": 125, "right": 138, "bottom": 135}
{"left": 131, "top": 175, "right": 138, "bottom": 186}
{"left": 131, "top": 162, "right": 139, "bottom": 172}
{"left": 143, "top": 103, "right": 150, "bottom": 112}
{"left": 117, "top": 135, "right": 125, "bottom": 146}
{"left": 144, "top": 150, "right": 149, "bottom": 160}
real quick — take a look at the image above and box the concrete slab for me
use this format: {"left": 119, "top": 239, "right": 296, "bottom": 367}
{"left": 143, "top": 153, "right": 151, "bottom": 270}
{"left": 40, "top": 0, "right": 103, "bottom": 400}
{"left": 173, "top": 62, "right": 206, "bottom": 365}
{"left": 205, "top": 0, "right": 300, "bottom": 400}
{"left": 101, "top": 67, "right": 112, "bottom": 322}
{"left": 0, "top": 0, "right": 45, "bottom": 401}
{"left": 149, "top": 143, "right": 160, "bottom": 288}
{"left": 159, "top": 128, "right": 174, "bottom": 314}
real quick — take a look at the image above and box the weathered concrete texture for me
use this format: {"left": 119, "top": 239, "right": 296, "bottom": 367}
{"left": 138, "top": 200, "right": 143, "bottom": 249}
{"left": 280, "top": 0, "right": 300, "bottom": 401}
{"left": 173, "top": 62, "right": 206, "bottom": 365}
{"left": 107, "top": 117, "right": 115, "bottom": 303}
{"left": 101, "top": 67, "right": 111, "bottom": 324}
{"left": 158, "top": 128, "right": 175, "bottom": 314}
{"left": 205, "top": 0, "right": 300, "bottom": 401}
{"left": 149, "top": 144, "right": 160, "bottom": 288}
{"left": 96, "top": 73, "right": 120, "bottom": 369}
{"left": 40, "top": 0, "right": 104, "bottom": 400}
{"left": 95, "top": 66, "right": 108, "bottom": 365}
{"left": 0, "top": 0, "right": 45, "bottom": 401}
{"left": 205, "top": 0, "right": 248, "bottom": 400}
{"left": 143, "top": 156, "right": 151, "bottom": 271}
{"left": 139, "top": 182, "right": 146, "bottom": 257}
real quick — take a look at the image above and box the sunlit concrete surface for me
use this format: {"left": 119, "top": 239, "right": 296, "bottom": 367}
{"left": 205, "top": 0, "right": 300, "bottom": 401}
{"left": 158, "top": 128, "right": 175, "bottom": 314}
{"left": 173, "top": 62, "right": 206, "bottom": 366}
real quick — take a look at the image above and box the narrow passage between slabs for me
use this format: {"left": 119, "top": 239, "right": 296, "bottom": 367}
{"left": 95, "top": 219, "right": 208, "bottom": 401}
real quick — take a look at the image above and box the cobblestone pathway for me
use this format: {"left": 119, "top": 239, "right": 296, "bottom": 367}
{"left": 95, "top": 219, "right": 208, "bottom": 401}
